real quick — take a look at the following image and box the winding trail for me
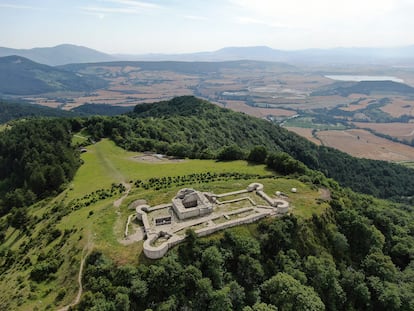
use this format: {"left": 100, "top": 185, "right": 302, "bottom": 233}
{"left": 58, "top": 142, "right": 134, "bottom": 310}
{"left": 57, "top": 240, "right": 93, "bottom": 311}
{"left": 114, "top": 182, "right": 132, "bottom": 208}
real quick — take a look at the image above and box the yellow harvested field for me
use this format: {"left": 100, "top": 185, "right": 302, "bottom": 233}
{"left": 286, "top": 127, "right": 322, "bottom": 145}
{"left": 340, "top": 97, "right": 373, "bottom": 112}
{"left": 316, "top": 129, "right": 414, "bottom": 161}
{"left": 223, "top": 100, "right": 296, "bottom": 118}
{"left": 381, "top": 97, "right": 414, "bottom": 117}
{"left": 353, "top": 122, "right": 414, "bottom": 140}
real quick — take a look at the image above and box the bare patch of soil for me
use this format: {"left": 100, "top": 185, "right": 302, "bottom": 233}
{"left": 132, "top": 154, "right": 185, "bottom": 163}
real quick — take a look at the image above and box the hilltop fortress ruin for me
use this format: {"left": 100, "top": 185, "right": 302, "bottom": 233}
{"left": 133, "top": 183, "right": 289, "bottom": 259}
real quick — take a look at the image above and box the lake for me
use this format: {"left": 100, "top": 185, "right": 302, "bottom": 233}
{"left": 325, "top": 75, "right": 404, "bottom": 83}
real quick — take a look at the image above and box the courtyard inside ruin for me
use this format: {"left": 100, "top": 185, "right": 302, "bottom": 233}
{"left": 128, "top": 183, "right": 290, "bottom": 259}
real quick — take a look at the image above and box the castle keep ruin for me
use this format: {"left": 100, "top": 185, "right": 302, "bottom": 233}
{"left": 134, "top": 183, "right": 290, "bottom": 259}
{"left": 172, "top": 188, "right": 213, "bottom": 220}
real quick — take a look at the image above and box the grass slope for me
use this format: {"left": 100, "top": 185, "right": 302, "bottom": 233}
{"left": 0, "top": 139, "right": 327, "bottom": 310}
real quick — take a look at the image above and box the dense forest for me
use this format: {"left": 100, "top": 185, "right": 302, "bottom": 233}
{"left": 78, "top": 96, "right": 414, "bottom": 202}
{"left": 0, "top": 100, "right": 134, "bottom": 124}
{"left": 0, "top": 100, "right": 75, "bottom": 123}
{"left": 76, "top": 185, "right": 414, "bottom": 310}
{"left": 0, "top": 118, "right": 81, "bottom": 216}
{"left": 71, "top": 103, "right": 134, "bottom": 116}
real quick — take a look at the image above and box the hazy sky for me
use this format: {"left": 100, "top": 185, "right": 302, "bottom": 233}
{"left": 0, "top": 0, "right": 413, "bottom": 54}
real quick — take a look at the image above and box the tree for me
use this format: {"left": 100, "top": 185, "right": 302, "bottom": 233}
{"left": 367, "top": 276, "right": 401, "bottom": 311}
{"left": 273, "top": 250, "right": 307, "bottom": 284}
{"left": 258, "top": 215, "right": 298, "bottom": 259}
{"left": 180, "top": 265, "right": 203, "bottom": 307}
{"left": 217, "top": 145, "right": 245, "bottom": 161}
{"left": 114, "top": 292, "right": 130, "bottom": 311}
{"left": 304, "top": 255, "right": 345, "bottom": 311}
{"left": 236, "top": 255, "right": 264, "bottom": 291}
{"left": 261, "top": 273, "right": 325, "bottom": 311}
{"left": 243, "top": 302, "right": 278, "bottom": 311}
{"left": 167, "top": 143, "right": 190, "bottom": 158}
{"left": 228, "top": 281, "right": 245, "bottom": 311}
{"left": 178, "top": 229, "right": 201, "bottom": 264}
{"left": 157, "top": 295, "right": 178, "bottom": 311}
{"left": 340, "top": 268, "right": 371, "bottom": 310}
{"left": 362, "top": 251, "right": 398, "bottom": 282}
{"left": 201, "top": 246, "right": 224, "bottom": 289}
{"left": 336, "top": 209, "right": 385, "bottom": 262}
{"left": 221, "top": 230, "right": 261, "bottom": 261}
{"left": 7, "top": 207, "right": 29, "bottom": 230}
{"left": 248, "top": 146, "right": 268, "bottom": 163}
{"left": 266, "top": 152, "right": 306, "bottom": 175}
{"left": 193, "top": 278, "right": 214, "bottom": 310}
{"left": 130, "top": 278, "right": 148, "bottom": 302}
{"left": 209, "top": 287, "right": 233, "bottom": 311}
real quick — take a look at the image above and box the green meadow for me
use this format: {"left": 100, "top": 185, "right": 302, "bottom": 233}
{"left": 63, "top": 139, "right": 326, "bottom": 261}
{"left": 0, "top": 138, "right": 327, "bottom": 310}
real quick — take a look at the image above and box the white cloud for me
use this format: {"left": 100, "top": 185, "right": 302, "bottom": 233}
{"left": 81, "top": 6, "right": 140, "bottom": 14}
{"left": 229, "top": 0, "right": 402, "bottom": 27}
{"left": 101, "top": 0, "right": 161, "bottom": 9}
{"left": 0, "top": 3, "right": 38, "bottom": 9}
{"left": 81, "top": 11, "right": 106, "bottom": 19}
{"left": 183, "top": 15, "right": 208, "bottom": 21}
{"left": 81, "top": 0, "right": 162, "bottom": 17}
{"left": 225, "top": 0, "right": 413, "bottom": 48}
{"left": 236, "top": 16, "right": 297, "bottom": 29}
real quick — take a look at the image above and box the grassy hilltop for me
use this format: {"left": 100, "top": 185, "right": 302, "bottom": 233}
{"left": 0, "top": 96, "right": 413, "bottom": 310}
{"left": 0, "top": 137, "right": 326, "bottom": 310}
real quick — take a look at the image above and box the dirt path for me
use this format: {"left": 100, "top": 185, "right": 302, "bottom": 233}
{"left": 114, "top": 182, "right": 132, "bottom": 208}
{"left": 319, "top": 187, "right": 331, "bottom": 200}
{"left": 58, "top": 142, "right": 134, "bottom": 310}
{"left": 57, "top": 239, "right": 93, "bottom": 311}
{"left": 94, "top": 140, "right": 125, "bottom": 182}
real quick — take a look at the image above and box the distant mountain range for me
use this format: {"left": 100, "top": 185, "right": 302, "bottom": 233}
{"left": 0, "top": 44, "right": 114, "bottom": 66}
{"left": 117, "top": 45, "right": 414, "bottom": 66}
{"left": 1, "top": 44, "right": 414, "bottom": 66}
{"left": 0, "top": 55, "right": 107, "bottom": 95}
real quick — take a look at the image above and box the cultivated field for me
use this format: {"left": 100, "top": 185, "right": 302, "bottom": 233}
{"left": 339, "top": 96, "right": 375, "bottom": 112}
{"left": 380, "top": 97, "right": 414, "bottom": 117}
{"left": 223, "top": 100, "right": 296, "bottom": 118}
{"left": 286, "top": 127, "right": 322, "bottom": 145}
{"left": 18, "top": 61, "right": 414, "bottom": 163}
{"left": 316, "top": 129, "right": 414, "bottom": 161}
{"left": 353, "top": 122, "right": 414, "bottom": 141}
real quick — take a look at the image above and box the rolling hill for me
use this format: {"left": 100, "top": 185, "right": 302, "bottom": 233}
{"left": 0, "top": 44, "right": 114, "bottom": 66}
{"left": 60, "top": 59, "right": 296, "bottom": 75}
{"left": 82, "top": 96, "right": 414, "bottom": 201}
{"left": 311, "top": 80, "right": 414, "bottom": 97}
{"left": 0, "top": 55, "right": 107, "bottom": 95}
{"left": 0, "top": 99, "right": 77, "bottom": 123}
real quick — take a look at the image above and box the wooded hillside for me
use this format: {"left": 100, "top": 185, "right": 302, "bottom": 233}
{"left": 81, "top": 96, "right": 414, "bottom": 201}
